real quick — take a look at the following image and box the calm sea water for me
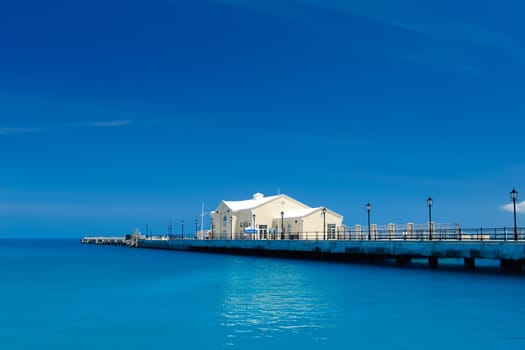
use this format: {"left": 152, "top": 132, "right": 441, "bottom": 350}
{"left": 1, "top": 239, "right": 525, "bottom": 350}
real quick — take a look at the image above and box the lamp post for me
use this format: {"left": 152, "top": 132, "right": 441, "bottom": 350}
{"left": 511, "top": 188, "right": 518, "bottom": 241}
{"left": 195, "top": 219, "right": 198, "bottom": 239}
{"left": 230, "top": 215, "right": 233, "bottom": 240}
{"left": 322, "top": 207, "right": 327, "bottom": 240}
{"left": 181, "top": 220, "right": 184, "bottom": 240}
{"left": 427, "top": 196, "right": 433, "bottom": 241}
{"left": 281, "top": 211, "right": 284, "bottom": 239}
{"left": 366, "top": 203, "right": 371, "bottom": 240}
{"left": 210, "top": 217, "right": 214, "bottom": 239}
{"left": 252, "top": 214, "right": 256, "bottom": 240}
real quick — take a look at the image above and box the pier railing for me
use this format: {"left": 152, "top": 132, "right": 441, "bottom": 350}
{"left": 176, "top": 226, "right": 525, "bottom": 242}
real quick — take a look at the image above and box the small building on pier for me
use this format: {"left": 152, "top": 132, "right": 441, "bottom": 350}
{"left": 210, "top": 193, "right": 343, "bottom": 240}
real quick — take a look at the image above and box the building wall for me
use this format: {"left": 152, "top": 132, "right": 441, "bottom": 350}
{"left": 270, "top": 211, "right": 343, "bottom": 240}
{"left": 302, "top": 214, "right": 323, "bottom": 240}
{"left": 253, "top": 196, "right": 309, "bottom": 236}
{"left": 271, "top": 217, "right": 303, "bottom": 239}
{"left": 302, "top": 210, "right": 344, "bottom": 240}
{"left": 212, "top": 203, "right": 233, "bottom": 239}
{"left": 233, "top": 209, "right": 255, "bottom": 239}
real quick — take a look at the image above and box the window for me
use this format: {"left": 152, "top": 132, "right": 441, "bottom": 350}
{"left": 259, "top": 225, "right": 268, "bottom": 239}
{"left": 327, "top": 224, "right": 336, "bottom": 239}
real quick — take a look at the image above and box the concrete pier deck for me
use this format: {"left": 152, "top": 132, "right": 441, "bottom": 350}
{"left": 138, "top": 238, "right": 525, "bottom": 272}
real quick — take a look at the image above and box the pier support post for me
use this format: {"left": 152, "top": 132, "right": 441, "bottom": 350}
{"left": 464, "top": 258, "right": 475, "bottom": 271}
{"left": 500, "top": 259, "right": 523, "bottom": 273}
{"left": 367, "top": 255, "right": 385, "bottom": 264}
{"left": 428, "top": 257, "right": 439, "bottom": 268}
{"left": 396, "top": 256, "right": 411, "bottom": 266}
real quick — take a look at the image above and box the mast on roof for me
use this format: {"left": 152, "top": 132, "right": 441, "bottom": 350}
{"left": 201, "top": 202, "right": 207, "bottom": 238}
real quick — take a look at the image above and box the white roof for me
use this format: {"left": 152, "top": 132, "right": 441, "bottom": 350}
{"left": 224, "top": 194, "right": 280, "bottom": 211}
{"left": 279, "top": 207, "right": 320, "bottom": 219}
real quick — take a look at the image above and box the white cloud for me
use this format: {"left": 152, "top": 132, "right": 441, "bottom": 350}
{"left": 0, "top": 127, "right": 37, "bottom": 135}
{"left": 501, "top": 201, "right": 525, "bottom": 214}
{"left": 0, "top": 120, "right": 132, "bottom": 136}
{"left": 87, "top": 120, "right": 131, "bottom": 128}
{"left": 0, "top": 201, "right": 173, "bottom": 219}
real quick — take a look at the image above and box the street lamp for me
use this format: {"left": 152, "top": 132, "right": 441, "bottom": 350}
{"left": 281, "top": 211, "right": 284, "bottom": 239}
{"left": 322, "top": 207, "right": 327, "bottom": 240}
{"left": 195, "top": 219, "right": 198, "bottom": 239}
{"left": 252, "top": 214, "right": 256, "bottom": 240}
{"left": 230, "top": 215, "right": 233, "bottom": 240}
{"left": 427, "top": 196, "right": 433, "bottom": 240}
{"left": 181, "top": 220, "right": 184, "bottom": 240}
{"left": 366, "top": 203, "right": 371, "bottom": 240}
{"left": 210, "top": 217, "right": 214, "bottom": 239}
{"left": 511, "top": 188, "right": 518, "bottom": 241}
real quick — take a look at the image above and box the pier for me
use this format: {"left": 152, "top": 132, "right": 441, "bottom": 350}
{"left": 139, "top": 236, "right": 525, "bottom": 274}
{"left": 80, "top": 191, "right": 525, "bottom": 273}
{"left": 80, "top": 236, "right": 130, "bottom": 246}
{"left": 82, "top": 226, "right": 525, "bottom": 273}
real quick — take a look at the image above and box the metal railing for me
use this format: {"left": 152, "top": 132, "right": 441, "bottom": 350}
{"left": 171, "top": 226, "right": 525, "bottom": 242}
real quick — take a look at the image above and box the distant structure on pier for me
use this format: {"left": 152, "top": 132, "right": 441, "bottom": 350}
{"left": 210, "top": 193, "right": 343, "bottom": 240}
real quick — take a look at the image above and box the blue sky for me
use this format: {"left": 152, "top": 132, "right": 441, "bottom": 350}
{"left": 1, "top": 0, "right": 524, "bottom": 238}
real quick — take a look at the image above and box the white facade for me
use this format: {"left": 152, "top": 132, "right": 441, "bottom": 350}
{"left": 210, "top": 193, "right": 343, "bottom": 240}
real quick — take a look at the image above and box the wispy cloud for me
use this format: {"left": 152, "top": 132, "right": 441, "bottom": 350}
{"left": 501, "top": 201, "right": 525, "bottom": 214}
{"left": 0, "top": 120, "right": 132, "bottom": 136}
{"left": 87, "top": 120, "right": 131, "bottom": 128}
{"left": 0, "top": 200, "right": 175, "bottom": 219}
{"left": 298, "top": 0, "right": 525, "bottom": 58}
{"left": 385, "top": 17, "right": 525, "bottom": 60}
{"left": 390, "top": 44, "right": 480, "bottom": 75}
{"left": 208, "top": 0, "right": 525, "bottom": 71}
{"left": 0, "top": 127, "right": 38, "bottom": 135}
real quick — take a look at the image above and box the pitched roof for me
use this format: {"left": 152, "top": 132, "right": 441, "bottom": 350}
{"left": 282, "top": 207, "right": 344, "bottom": 219}
{"left": 279, "top": 207, "right": 320, "bottom": 219}
{"left": 223, "top": 194, "right": 280, "bottom": 211}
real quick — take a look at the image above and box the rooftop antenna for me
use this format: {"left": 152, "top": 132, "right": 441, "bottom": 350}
{"left": 277, "top": 187, "right": 281, "bottom": 195}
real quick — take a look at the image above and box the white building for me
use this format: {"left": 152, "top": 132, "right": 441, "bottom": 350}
{"left": 210, "top": 193, "right": 343, "bottom": 240}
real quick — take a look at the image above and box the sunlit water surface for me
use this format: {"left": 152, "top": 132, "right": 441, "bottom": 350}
{"left": 1, "top": 239, "right": 524, "bottom": 349}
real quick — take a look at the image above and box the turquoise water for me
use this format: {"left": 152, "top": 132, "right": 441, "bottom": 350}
{"left": 1, "top": 239, "right": 525, "bottom": 349}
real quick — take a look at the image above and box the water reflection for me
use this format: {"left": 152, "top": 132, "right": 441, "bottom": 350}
{"left": 219, "top": 258, "right": 332, "bottom": 346}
